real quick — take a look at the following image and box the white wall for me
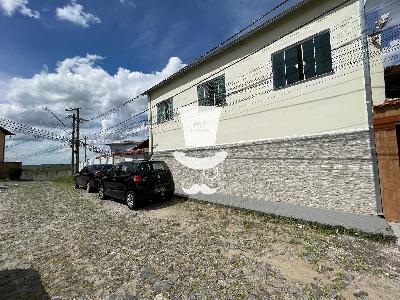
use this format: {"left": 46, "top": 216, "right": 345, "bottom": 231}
{"left": 148, "top": 0, "right": 385, "bottom": 152}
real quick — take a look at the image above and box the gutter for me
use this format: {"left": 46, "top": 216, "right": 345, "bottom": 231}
{"left": 148, "top": 94, "right": 154, "bottom": 160}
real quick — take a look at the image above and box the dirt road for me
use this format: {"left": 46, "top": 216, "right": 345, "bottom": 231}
{"left": 0, "top": 181, "right": 399, "bottom": 299}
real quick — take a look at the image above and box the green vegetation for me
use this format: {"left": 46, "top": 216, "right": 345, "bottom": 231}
{"left": 22, "top": 164, "right": 70, "bottom": 174}
{"left": 186, "top": 199, "right": 396, "bottom": 243}
{"left": 50, "top": 175, "right": 73, "bottom": 185}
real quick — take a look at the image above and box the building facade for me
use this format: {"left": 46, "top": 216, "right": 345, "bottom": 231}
{"left": 144, "top": 0, "right": 385, "bottom": 216}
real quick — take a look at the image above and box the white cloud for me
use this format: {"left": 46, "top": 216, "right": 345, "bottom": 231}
{"left": 56, "top": 0, "right": 100, "bottom": 27}
{"left": 120, "top": 0, "right": 136, "bottom": 7}
{"left": 0, "top": 0, "right": 39, "bottom": 18}
{"left": 0, "top": 54, "right": 185, "bottom": 154}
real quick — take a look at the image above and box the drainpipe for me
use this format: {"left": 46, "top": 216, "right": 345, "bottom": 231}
{"left": 148, "top": 94, "right": 154, "bottom": 160}
{"left": 359, "top": 0, "right": 383, "bottom": 216}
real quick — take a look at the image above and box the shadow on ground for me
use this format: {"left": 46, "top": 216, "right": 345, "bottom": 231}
{"left": 106, "top": 196, "right": 186, "bottom": 211}
{"left": 0, "top": 268, "right": 50, "bottom": 300}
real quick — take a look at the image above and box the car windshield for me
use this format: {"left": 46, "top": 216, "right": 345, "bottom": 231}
{"left": 92, "top": 165, "right": 113, "bottom": 171}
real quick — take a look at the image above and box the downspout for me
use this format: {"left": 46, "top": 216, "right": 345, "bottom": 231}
{"left": 148, "top": 94, "right": 154, "bottom": 160}
{"left": 359, "top": 0, "right": 383, "bottom": 216}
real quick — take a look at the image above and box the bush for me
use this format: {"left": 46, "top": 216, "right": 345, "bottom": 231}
{"left": 8, "top": 167, "right": 22, "bottom": 180}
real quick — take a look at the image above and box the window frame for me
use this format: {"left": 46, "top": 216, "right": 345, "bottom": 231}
{"left": 156, "top": 97, "right": 174, "bottom": 124}
{"left": 197, "top": 74, "right": 226, "bottom": 107}
{"left": 271, "top": 29, "right": 334, "bottom": 90}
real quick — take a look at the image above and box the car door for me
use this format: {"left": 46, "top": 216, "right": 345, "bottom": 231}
{"left": 136, "top": 162, "right": 153, "bottom": 199}
{"left": 102, "top": 164, "right": 120, "bottom": 197}
{"left": 113, "top": 163, "right": 132, "bottom": 200}
{"left": 80, "top": 167, "right": 90, "bottom": 186}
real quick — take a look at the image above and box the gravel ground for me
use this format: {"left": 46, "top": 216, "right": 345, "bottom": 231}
{"left": 0, "top": 181, "right": 399, "bottom": 300}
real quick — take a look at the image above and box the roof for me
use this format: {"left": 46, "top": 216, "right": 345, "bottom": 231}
{"left": 374, "top": 99, "right": 400, "bottom": 109}
{"left": 143, "top": 0, "right": 317, "bottom": 96}
{"left": 106, "top": 140, "right": 142, "bottom": 146}
{"left": 0, "top": 126, "right": 14, "bottom": 135}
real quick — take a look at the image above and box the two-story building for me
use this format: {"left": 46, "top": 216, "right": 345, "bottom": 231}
{"left": 143, "top": 0, "right": 386, "bottom": 219}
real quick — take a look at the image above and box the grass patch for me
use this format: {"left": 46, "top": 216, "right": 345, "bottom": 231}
{"left": 182, "top": 197, "right": 396, "bottom": 243}
{"left": 50, "top": 175, "right": 73, "bottom": 185}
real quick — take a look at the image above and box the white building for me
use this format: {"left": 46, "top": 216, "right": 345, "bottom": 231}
{"left": 143, "top": 0, "right": 386, "bottom": 217}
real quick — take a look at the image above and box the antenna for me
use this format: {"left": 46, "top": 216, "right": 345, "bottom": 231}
{"left": 374, "top": 12, "right": 390, "bottom": 31}
{"left": 370, "top": 12, "right": 390, "bottom": 48}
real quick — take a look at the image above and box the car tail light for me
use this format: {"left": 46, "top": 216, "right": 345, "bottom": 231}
{"left": 133, "top": 175, "right": 142, "bottom": 183}
{"left": 94, "top": 171, "right": 104, "bottom": 177}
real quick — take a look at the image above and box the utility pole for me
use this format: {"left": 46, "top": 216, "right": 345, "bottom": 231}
{"left": 75, "top": 108, "right": 80, "bottom": 173}
{"left": 68, "top": 113, "right": 76, "bottom": 175}
{"left": 359, "top": 0, "right": 383, "bottom": 215}
{"left": 84, "top": 136, "right": 87, "bottom": 163}
{"left": 66, "top": 107, "right": 83, "bottom": 174}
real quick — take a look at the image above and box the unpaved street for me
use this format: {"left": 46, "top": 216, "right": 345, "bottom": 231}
{"left": 0, "top": 181, "right": 400, "bottom": 299}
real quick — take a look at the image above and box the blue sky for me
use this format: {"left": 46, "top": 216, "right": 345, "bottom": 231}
{"left": 0, "top": 0, "right": 399, "bottom": 165}
{"left": 0, "top": 0, "right": 294, "bottom": 78}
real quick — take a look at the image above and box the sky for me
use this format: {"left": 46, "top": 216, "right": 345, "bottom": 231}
{"left": 0, "top": 0, "right": 399, "bottom": 165}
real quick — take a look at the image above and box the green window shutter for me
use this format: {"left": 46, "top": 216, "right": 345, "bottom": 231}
{"left": 302, "top": 38, "right": 316, "bottom": 79}
{"left": 215, "top": 75, "right": 226, "bottom": 106}
{"left": 272, "top": 51, "right": 285, "bottom": 89}
{"left": 285, "top": 46, "right": 300, "bottom": 85}
{"left": 197, "top": 84, "right": 208, "bottom": 106}
{"left": 157, "top": 103, "right": 165, "bottom": 123}
{"left": 315, "top": 31, "right": 332, "bottom": 76}
{"left": 167, "top": 98, "right": 173, "bottom": 120}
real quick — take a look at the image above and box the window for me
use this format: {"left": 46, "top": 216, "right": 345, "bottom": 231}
{"left": 151, "top": 162, "right": 169, "bottom": 171}
{"left": 197, "top": 75, "right": 226, "bottom": 106}
{"left": 272, "top": 31, "right": 333, "bottom": 89}
{"left": 157, "top": 98, "right": 173, "bottom": 124}
{"left": 138, "top": 162, "right": 151, "bottom": 173}
{"left": 110, "top": 164, "right": 122, "bottom": 176}
{"left": 121, "top": 163, "right": 132, "bottom": 174}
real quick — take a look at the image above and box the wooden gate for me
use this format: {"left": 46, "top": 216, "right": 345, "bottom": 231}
{"left": 374, "top": 99, "right": 400, "bottom": 222}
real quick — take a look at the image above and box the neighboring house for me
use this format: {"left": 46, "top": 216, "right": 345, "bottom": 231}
{"left": 80, "top": 140, "right": 149, "bottom": 169}
{"left": 0, "top": 126, "right": 22, "bottom": 179}
{"left": 384, "top": 65, "right": 400, "bottom": 99}
{"left": 0, "top": 126, "right": 13, "bottom": 163}
{"left": 112, "top": 139, "right": 150, "bottom": 163}
{"left": 106, "top": 141, "right": 142, "bottom": 156}
{"left": 143, "top": 0, "right": 386, "bottom": 217}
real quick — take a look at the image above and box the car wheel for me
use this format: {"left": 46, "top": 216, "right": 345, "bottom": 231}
{"left": 86, "top": 181, "right": 92, "bottom": 193}
{"left": 126, "top": 191, "right": 138, "bottom": 210}
{"left": 73, "top": 179, "right": 79, "bottom": 189}
{"left": 98, "top": 184, "right": 107, "bottom": 200}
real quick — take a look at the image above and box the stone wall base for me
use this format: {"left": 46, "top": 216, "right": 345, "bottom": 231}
{"left": 152, "top": 130, "right": 377, "bottom": 215}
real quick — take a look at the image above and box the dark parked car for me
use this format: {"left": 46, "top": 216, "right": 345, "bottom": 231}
{"left": 74, "top": 164, "right": 113, "bottom": 192}
{"left": 98, "top": 160, "right": 175, "bottom": 210}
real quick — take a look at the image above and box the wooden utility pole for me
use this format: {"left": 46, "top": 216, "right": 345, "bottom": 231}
{"left": 84, "top": 136, "right": 87, "bottom": 163}
{"left": 69, "top": 113, "right": 76, "bottom": 175}
{"left": 66, "top": 107, "right": 82, "bottom": 174}
{"left": 75, "top": 108, "right": 80, "bottom": 173}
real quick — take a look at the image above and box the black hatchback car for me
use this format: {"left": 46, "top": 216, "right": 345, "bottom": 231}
{"left": 74, "top": 164, "right": 113, "bottom": 192}
{"left": 98, "top": 160, "right": 175, "bottom": 209}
